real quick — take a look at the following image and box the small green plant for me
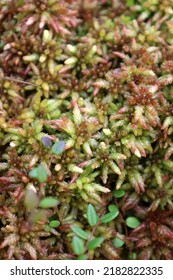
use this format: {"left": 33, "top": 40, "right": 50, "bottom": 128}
{"left": 51, "top": 140, "right": 65, "bottom": 155}
{"left": 29, "top": 164, "right": 48, "bottom": 183}
{"left": 1, "top": 0, "right": 173, "bottom": 261}
{"left": 126, "top": 217, "right": 141, "bottom": 229}
{"left": 86, "top": 204, "right": 99, "bottom": 226}
{"left": 72, "top": 236, "right": 85, "bottom": 256}
{"left": 71, "top": 204, "right": 119, "bottom": 258}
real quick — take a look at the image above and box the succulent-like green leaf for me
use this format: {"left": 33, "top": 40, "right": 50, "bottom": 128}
{"left": 71, "top": 226, "right": 89, "bottom": 240}
{"left": 108, "top": 204, "right": 118, "bottom": 212}
{"left": 39, "top": 197, "right": 59, "bottom": 208}
{"left": 86, "top": 204, "right": 99, "bottom": 226}
{"left": 49, "top": 220, "right": 60, "bottom": 228}
{"left": 51, "top": 140, "right": 65, "bottom": 155}
{"left": 29, "top": 168, "right": 38, "bottom": 179}
{"left": 72, "top": 236, "right": 85, "bottom": 255}
{"left": 88, "top": 237, "right": 104, "bottom": 250}
{"left": 126, "top": 217, "right": 141, "bottom": 229}
{"left": 101, "top": 209, "right": 119, "bottom": 223}
{"left": 29, "top": 164, "right": 48, "bottom": 183}
{"left": 113, "top": 189, "right": 125, "bottom": 198}
{"left": 112, "top": 237, "right": 124, "bottom": 248}
{"left": 37, "top": 164, "right": 48, "bottom": 183}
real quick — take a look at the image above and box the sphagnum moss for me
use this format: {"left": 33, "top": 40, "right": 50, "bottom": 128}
{"left": 1, "top": 0, "right": 173, "bottom": 260}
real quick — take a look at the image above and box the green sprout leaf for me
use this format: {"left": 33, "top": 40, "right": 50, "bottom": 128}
{"left": 37, "top": 164, "right": 48, "bottom": 182}
{"left": 72, "top": 236, "right": 85, "bottom": 255}
{"left": 39, "top": 197, "right": 59, "bottom": 208}
{"left": 71, "top": 226, "right": 89, "bottom": 240}
{"left": 49, "top": 220, "right": 60, "bottom": 228}
{"left": 101, "top": 209, "right": 119, "bottom": 224}
{"left": 88, "top": 237, "right": 104, "bottom": 250}
{"left": 126, "top": 216, "right": 141, "bottom": 229}
{"left": 108, "top": 204, "right": 118, "bottom": 212}
{"left": 112, "top": 237, "right": 124, "bottom": 248}
{"left": 29, "top": 164, "right": 48, "bottom": 183}
{"left": 86, "top": 204, "right": 99, "bottom": 226}
{"left": 29, "top": 168, "right": 38, "bottom": 179}
{"left": 51, "top": 140, "right": 65, "bottom": 155}
{"left": 113, "top": 189, "right": 125, "bottom": 198}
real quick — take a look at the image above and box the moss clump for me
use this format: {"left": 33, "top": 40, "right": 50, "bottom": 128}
{"left": 1, "top": 0, "right": 173, "bottom": 260}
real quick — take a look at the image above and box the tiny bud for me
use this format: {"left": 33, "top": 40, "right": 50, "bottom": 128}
{"left": 64, "top": 57, "right": 78, "bottom": 65}
{"left": 55, "top": 164, "right": 62, "bottom": 172}
{"left": 138, "top": 11, "right": 150, "bottom": 21}
{"left": 23, "top": 54, "right": 39, "bottom": 62}
{"left": 68, "top": 164, "right": 83, "bottom": 174}
{"left": 99, "top": 142, "right": 107, "bottom": 151}
{"left": 65, "top": 139, "right": 75, "bottom": 149}
{"left": 73, "top": 104, "right": 82, "bottom": 125}
{"left": 93, "top": 80, "right": 109, "bottom": 88}
{"left": 90, "top": 45, "right": 97, "bottom": 55}
{"left": 134, "top": 149, "right": 141, "bottom": 158}
{"left": 22, "top": 176, "right": 29, "bottom": 183}
{"left": 29, "top": 155, "right": 39, "bottom": 168}
{"left": 26, "top": 16, "right": 36, "bottom": 26}
{"left": 42, "top": 82, "right": 49, "bottom": 92}
{"left": 67, "top": 44, "right": 77, "bottom": 53}
{"left": 92, "top": 183, "right": 110, "bottom": 193}
{"left": 3, "top": 43, "right": 11, "bottom": 50}
{"left": 149, "top": 85, "right": 158, "bottom": 93}
{"left": 48, "top": 58, "right": 56, "bottom": 76}
{"left": 10, "top": 142, "right": 16, "bottom": 147}
{"left": 109, "top": 161, "right": 121, "bottom": 175}
{"left": 103, "top": 128, "right": 111, "bottom": 136}
{"left": 147, "top": 47, "right": 158, "bottom": 53}
{"left": 39, "top": 54, "right": 47, "bottom": 63}
{"left": 43, "top": 29, "right": 52, "bottom": 43}
{"left": 83, "top": 142, "right": 93, "bottom": 156}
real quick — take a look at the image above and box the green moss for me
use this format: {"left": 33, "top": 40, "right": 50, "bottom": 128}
{"left": 1, "top": 0, "right": 173, "bottom": 260}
